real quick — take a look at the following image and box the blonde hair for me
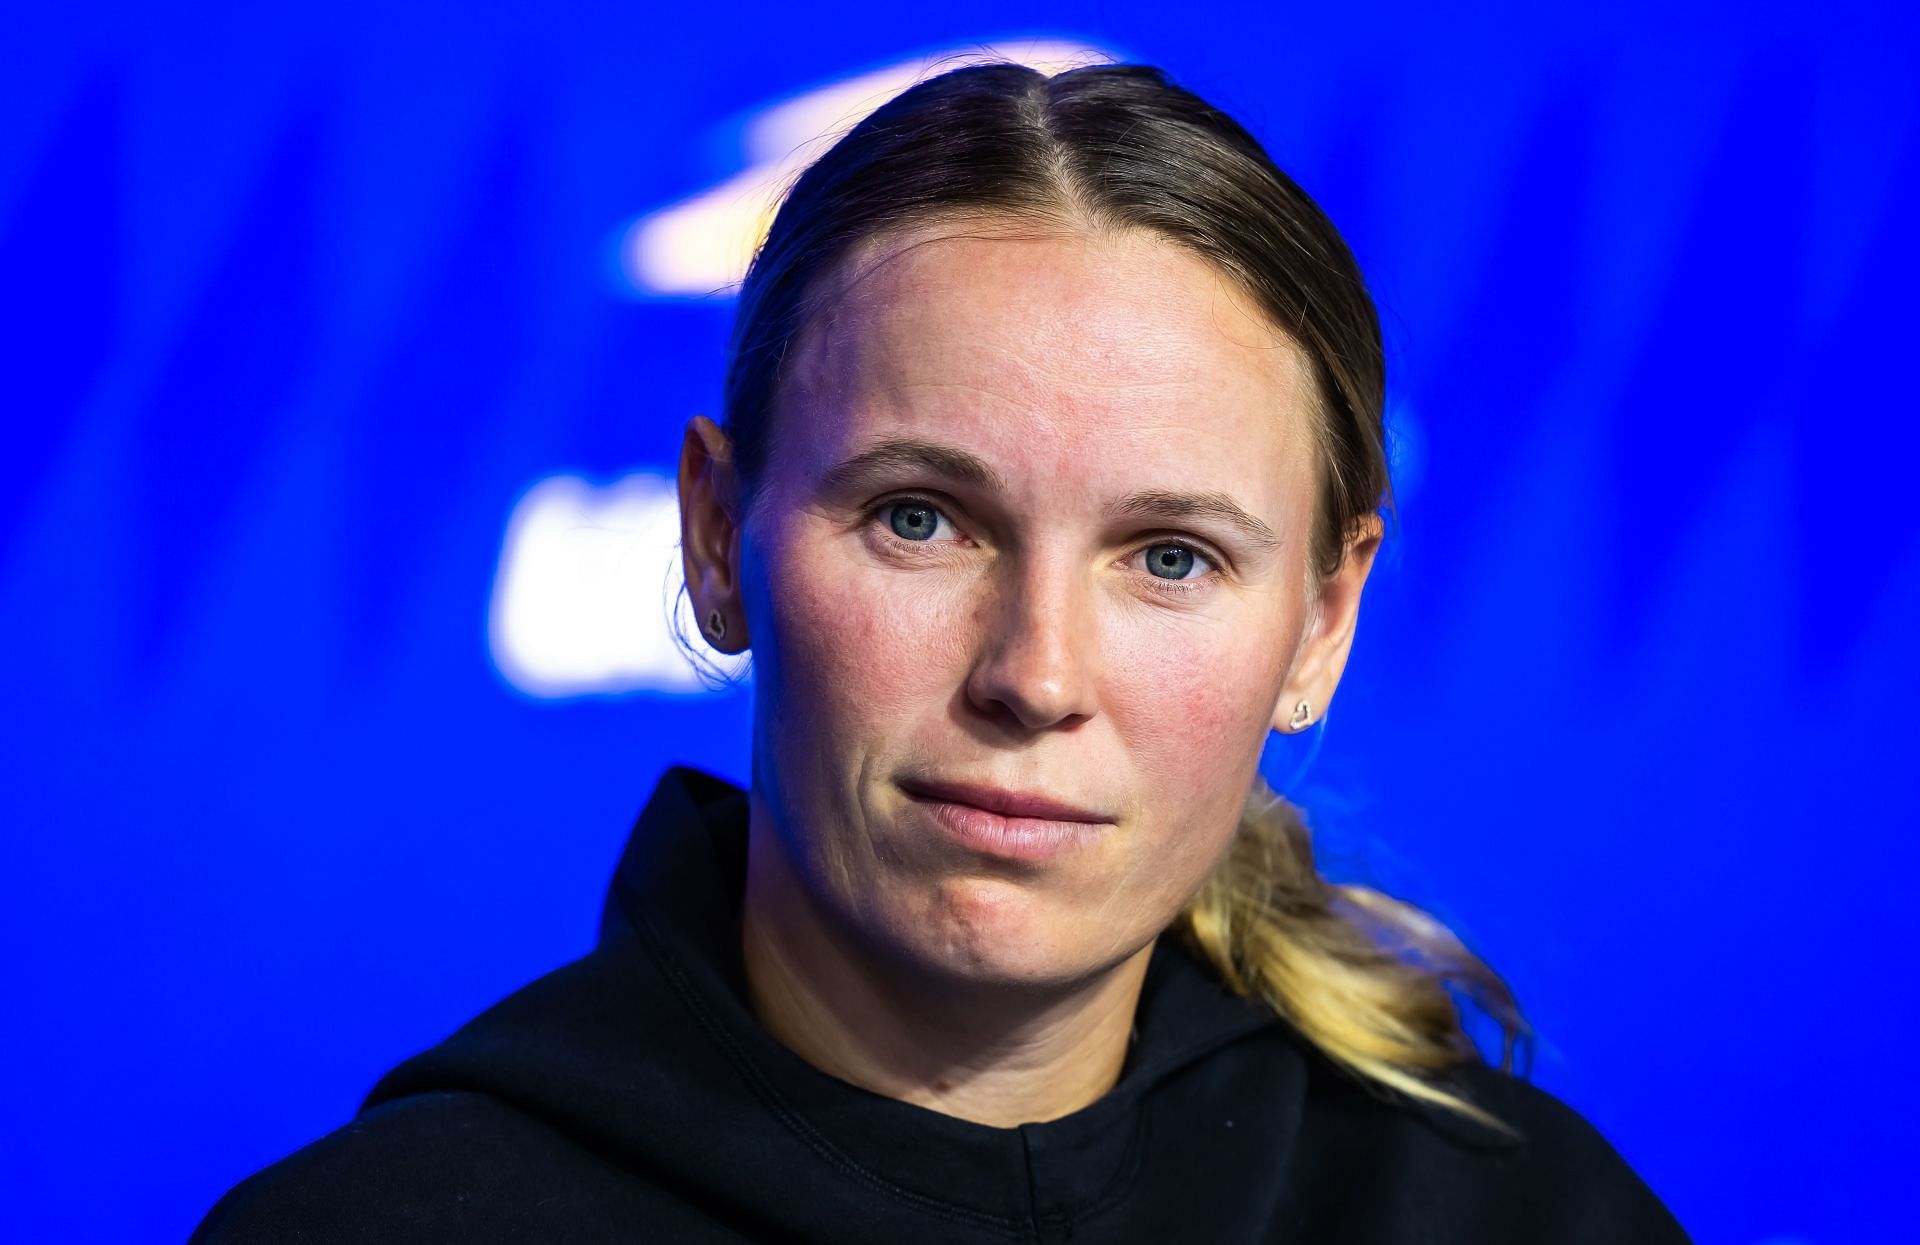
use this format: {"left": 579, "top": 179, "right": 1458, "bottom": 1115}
{"left": 1172, "top": 776, "right": 1531, "bottom": 1135}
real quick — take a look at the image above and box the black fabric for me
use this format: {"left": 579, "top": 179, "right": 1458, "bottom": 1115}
{"left": 192, "top": 765, "right": 1692, "bottom": 1243}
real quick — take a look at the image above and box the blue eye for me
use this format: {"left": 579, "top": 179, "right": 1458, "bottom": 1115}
{"left": 1144, "top": 542, "right": 1208, "bottom": 580}
{"left": 886, "top": 501, "right": 945, "bottom": 541}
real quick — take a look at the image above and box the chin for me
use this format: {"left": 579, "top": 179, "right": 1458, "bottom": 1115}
{"left": 885, "top": 874, "right": 1119, "bottom": 990}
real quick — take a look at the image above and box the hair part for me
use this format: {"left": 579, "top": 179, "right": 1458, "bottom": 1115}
{"left": 714, "top": 58, "right": 1530, "bottom": 1133}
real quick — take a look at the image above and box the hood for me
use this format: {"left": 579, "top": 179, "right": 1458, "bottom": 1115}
{"left": 358, "top": 766, "right": 1337, "bottom": 1239}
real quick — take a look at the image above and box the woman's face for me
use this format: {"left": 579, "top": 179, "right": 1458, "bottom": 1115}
{"left": 695, "top": 222, "right": 1375, "bottom": 989}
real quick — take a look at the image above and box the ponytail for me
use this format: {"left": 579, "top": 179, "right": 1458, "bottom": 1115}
{"left": 1173, "top": 777, "right": 1531, "bottom": 1135}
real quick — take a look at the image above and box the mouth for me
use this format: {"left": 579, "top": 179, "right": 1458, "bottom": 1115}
{"left": 897, "top": 777, "right": 1114, "bottom": 864}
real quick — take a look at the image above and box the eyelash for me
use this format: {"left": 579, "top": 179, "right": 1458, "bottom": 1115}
{"left": 865, "top": 495, "right": 1223, "bottom": 594}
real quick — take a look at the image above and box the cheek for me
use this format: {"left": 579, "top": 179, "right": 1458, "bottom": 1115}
{"left": 1098, "top": 603, "right": 1297, "bottom": 873}
{"left": 1102, "top": 605, "right": 1294, "bottom": 776}
{"left": 753, "top": 523, "right": 972, "bottom": 741}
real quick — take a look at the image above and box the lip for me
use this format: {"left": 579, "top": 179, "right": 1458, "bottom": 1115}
{"left": 898, "top": 778, "right": 1114, "bottom": 863}
{"left": 899, "top": 778, "right": 1110, "bottom": 823}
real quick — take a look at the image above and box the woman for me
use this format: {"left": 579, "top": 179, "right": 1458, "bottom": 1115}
{"left": 194, "top": 61, "right": 1690, "bottom": 1242}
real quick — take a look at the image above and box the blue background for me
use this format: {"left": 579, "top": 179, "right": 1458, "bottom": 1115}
{"left": 5, "top": 2, "right": 1915, "bottom": 1241}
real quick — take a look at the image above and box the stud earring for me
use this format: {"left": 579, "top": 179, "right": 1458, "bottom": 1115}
{"left": 1288, "top": 700, "right": 1313, "bottom": 731}
{"left": 706, "top": 610, "right": 727, "bottom": 643}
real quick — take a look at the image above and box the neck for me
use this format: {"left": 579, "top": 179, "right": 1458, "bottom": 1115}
{"left": 738, "top": 800, "right": 1153, "bottom": 1129}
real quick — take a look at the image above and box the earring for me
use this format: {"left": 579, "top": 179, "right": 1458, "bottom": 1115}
{"left": 705, "top": 610, "right": 727, "bottom": 643}
{"left": 1288, "top": 700, "right": 1313, "bottom": 731}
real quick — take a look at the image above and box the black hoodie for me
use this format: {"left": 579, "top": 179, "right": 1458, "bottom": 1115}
{"left": 191, "top": 766, "right": 1691, "bottom": 1243}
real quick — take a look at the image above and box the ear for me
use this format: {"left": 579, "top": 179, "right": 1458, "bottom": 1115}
{"left": 677, "top": 414, "right": 749, "bottom": 653}
{"left": 1272, "top": 513, "right": 1384, "bottom": 733}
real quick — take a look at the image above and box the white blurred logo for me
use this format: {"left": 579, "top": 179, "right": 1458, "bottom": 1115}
{"left": 618, "top": 37, "right": 1120, "bottom": 297}
{"left": 487, "top": 473, "right": 749, "bottom": 697}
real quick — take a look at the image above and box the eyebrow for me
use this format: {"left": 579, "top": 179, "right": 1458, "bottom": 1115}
{"left": 817, "top": 438, "right": 1007, "bottom": 496}
{"left": 816, "top": 437, "right": 1279, "bottom": 553}
{"left": 1108, "top": 489, "right": 1281, "bottom": 552}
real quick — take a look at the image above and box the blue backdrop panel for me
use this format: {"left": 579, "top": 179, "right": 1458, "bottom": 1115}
{"left": 3, "top": 2, "right": 1915, "bottom": 1241}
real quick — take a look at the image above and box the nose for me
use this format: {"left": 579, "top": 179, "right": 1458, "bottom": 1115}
{"left": 963, "top": 556, "right": 1099, "bottom": 732}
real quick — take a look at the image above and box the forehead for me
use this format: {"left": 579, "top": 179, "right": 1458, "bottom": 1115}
{"left": 777, "top": 222, "right": 1320, "bottom": 486}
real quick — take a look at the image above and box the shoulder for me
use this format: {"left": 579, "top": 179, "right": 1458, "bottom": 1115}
{"left": 1286, "top": 1046, "right": 1692, "bottom": 1243}
{"left": 188, "top": 1090, "right": 626, "bottom": 1244}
